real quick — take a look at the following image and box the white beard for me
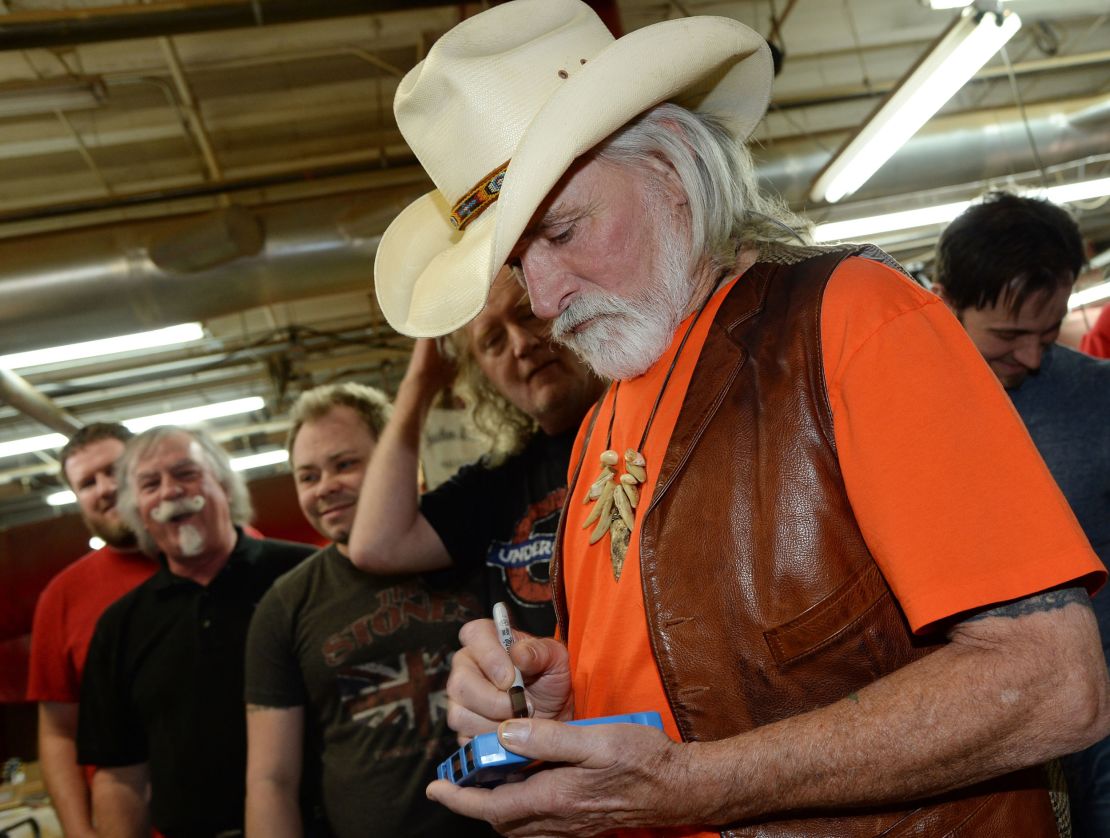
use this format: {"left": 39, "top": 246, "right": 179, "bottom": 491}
{"left": 551, "top": 201, "right": 695, "bottom": 381}
{"left": 177, "top": 524, "right": 206, "bottom": 557}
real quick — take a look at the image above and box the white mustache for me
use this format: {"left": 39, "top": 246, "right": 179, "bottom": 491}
{"left": 551, "top": 293, "right": 635, "bottom": 343}
{"left": 151, "top": 495, "right": 206, "bottom": 523}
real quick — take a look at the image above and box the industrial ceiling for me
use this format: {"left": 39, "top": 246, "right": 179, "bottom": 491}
{"left": 0, "top": 0, "right": 1107, "bottom": 528}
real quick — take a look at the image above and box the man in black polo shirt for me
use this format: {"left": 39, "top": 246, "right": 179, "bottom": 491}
{"left": 77, "top": 425, "right": 313, "bottom": 838}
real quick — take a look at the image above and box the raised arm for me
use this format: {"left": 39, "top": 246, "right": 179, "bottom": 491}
{"left": 245, "top": 705, "right": 304, "bottom": 838}
{"left": 38, "top": 702, "right": 96, "bottom": 838}
{"left": 348, "top": 339, "right": 456, "bottom": 573}
{"left": 429, "top": 588, "right": 1110, "bottom": 834}
{"left": 90, "top": 764, "right": 151, "bottom": 838}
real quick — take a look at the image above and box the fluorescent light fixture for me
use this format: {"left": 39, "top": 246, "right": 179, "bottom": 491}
{"left": 1039, "top": 176, "right": 1110, "bottom": 206}
{"left": 0, "top": 323, "right": 204, "bottom": 371}
{"left": 123, "top": 397, "right": 265, "bottom": 433}
{"left": 0, "top": 432, "right": 67, "bottom": 460}
{"left": 1070, "top": 281, "right": 1110, "bottom": 310}
{"left": 46, "top": 489, "right": 77, "bottom": 506}
{"left": 0, "top": 76, "right": 106, "bottom": 118}
{"left": 231, "top": 449, "right": 289, "bottom": 472}
{"left": 2, "top": 396, "right": 265, "bottom": 463}
{"left": 89, "top": 536, "right": 106, "bottom": 550}
{"left": 925, "top": 0, "right": 973, "bottom": 8}
{"left": 812, "top": 8, "right": 1021, "bottom": 204}
{"left": 814, "top": 175, "right": 1110, "bottom": 242}
{"left": 814, "top": 199, "right": 972, "bottom": 242}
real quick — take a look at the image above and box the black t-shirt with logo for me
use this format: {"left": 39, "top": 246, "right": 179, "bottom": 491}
{"left": 420, "top": 430, "right": 573, "bottom": 638}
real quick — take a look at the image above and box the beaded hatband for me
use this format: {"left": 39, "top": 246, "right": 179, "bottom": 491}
{"left": 449, "top": 161, "right": 509, "bottom": 230}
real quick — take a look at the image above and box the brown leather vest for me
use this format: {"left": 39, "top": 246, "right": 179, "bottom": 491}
{"left": 552, "top": 248, "right": 1060, "bottom": 837}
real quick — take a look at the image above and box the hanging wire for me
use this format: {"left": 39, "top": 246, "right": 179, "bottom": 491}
{"left": 843, "top": 0, "right": 873, "bottom": 94}
{"left": 998, "top": 43, "right": 1049, "bottom": 188}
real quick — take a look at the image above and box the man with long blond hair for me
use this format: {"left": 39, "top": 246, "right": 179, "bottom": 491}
{"left": 350, "top": 269, "right": 603, "bottom": 637}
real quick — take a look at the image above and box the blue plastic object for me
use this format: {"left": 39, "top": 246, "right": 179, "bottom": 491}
{"left": 436, "top": 711, "right": 664, "bottom": 787}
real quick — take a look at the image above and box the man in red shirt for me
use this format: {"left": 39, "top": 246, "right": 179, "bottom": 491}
{"left": 26, "top": 423, "right": 157, "bottom": 838}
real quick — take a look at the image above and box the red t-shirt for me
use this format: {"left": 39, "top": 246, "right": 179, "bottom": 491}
{"left": 27, "top": 545, "right": 157, "bottom": 703}
{"left": 1080, "top": 304, "right": 1110, "bottom": 360}
{"left": 561, "top": 257, "right": 1104, "bottom": 837}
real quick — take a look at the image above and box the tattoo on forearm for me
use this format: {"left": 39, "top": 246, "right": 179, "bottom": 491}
{"left": 963, "top": 587, "right": 1089, "bottom": 623}
{"left": 846, "top": 692, "right": 860, "bottom": 703}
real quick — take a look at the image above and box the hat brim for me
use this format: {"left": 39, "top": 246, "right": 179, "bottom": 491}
{"left": 374, "top": 190, "right": 496, "bottom": 338}
{"left": 376, "top": 14, "right": 771, "bottom": 337}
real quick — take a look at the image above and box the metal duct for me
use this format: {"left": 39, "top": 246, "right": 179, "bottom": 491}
{"left": 148, "top": 206, "right": 265, "bottom": 273}
{"left": 0, "top": 186, "right": 426, "bottom": 355}
{"left": 757, "top": 93, "right": 1110, "bottom": 208}
{"left": 0, "top": 95, "right": 1106, "bottom": 357}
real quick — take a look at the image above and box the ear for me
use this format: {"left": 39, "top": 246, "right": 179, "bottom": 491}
{"left": 932, "top": 282, "right": 957, "bottom": 312}
{"left": 640, "top": 153, "right": 686, "bottom": 208}
{"left": 638, "top": 118, "right": 690, "bottom": 208}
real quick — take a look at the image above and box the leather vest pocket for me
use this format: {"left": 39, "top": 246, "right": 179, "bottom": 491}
{"left": 763, "top": 562, "right": 893, "bottom": 666}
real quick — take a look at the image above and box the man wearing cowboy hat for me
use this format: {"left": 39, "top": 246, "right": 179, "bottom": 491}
{"left": 373, "top": 1, "right": 1110, "bottom": 835}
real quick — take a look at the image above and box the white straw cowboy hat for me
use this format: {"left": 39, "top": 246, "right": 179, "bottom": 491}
{"left": 375, "top": 0, "right": 772, "bottom": 338}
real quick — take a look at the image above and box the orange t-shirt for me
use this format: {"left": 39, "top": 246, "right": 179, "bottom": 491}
{"left": 560, "top": 257, "right": 1104, "bottom": 837}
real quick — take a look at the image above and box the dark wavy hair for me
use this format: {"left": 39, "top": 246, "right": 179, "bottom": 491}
{"left": 935, "top": 192, "right": 1085, "bottom": 314}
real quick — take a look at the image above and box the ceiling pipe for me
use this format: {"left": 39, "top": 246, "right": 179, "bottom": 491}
{"left": 0, "top": 368, "right": 83, "bottom": 435}
{"left": 0, "top": 0, "right": 456, "bottom": 50}
{"left": 0, "top": 97, "right": 1105, "bottom": 358}
{"left": 0, "top": 186, "right": 426, "bottom": 355}
{"left": 0, "top": 161, "right": 425, "bottom": 227}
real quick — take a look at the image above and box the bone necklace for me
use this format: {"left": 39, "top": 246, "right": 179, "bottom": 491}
{"left": 582, "top": 289, "right": 716, "bottom": 581}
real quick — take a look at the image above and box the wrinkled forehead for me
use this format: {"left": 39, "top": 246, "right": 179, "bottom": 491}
{"left": 132, "top": 432, "right": 208, "bottom": 477}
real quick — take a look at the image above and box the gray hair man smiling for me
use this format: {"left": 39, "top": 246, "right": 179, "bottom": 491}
{"left": 77, "top": 425, "right": 312, "bottom": 838}
{"left": 373, "top": 1, "right": 1110, "bottom": 835}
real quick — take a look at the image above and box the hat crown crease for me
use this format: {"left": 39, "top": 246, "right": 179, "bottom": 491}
{"left": 395, "top": 0, "right": 613, "bottom": 205}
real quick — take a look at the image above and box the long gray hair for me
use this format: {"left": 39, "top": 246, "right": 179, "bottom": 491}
{"left": 595, "top": 103, "right": 811, "bottom": 278}
{"left": 116, "top": 425, "right": 253, "bottom": 552}
{"left": 442, "top": 325, "right": 537, "bottom": 467}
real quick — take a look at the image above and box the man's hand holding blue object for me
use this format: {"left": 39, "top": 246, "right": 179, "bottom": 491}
{"left": 429, "top": 618, "right": 696, "bottom": 835}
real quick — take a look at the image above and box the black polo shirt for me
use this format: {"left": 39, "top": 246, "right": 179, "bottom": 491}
{"left": 78, "top": 530, "right": 313, "bottom": 838}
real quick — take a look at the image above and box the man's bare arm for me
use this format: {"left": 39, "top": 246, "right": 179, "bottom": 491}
{"left": 245, "top": 704, "right": 304, "bottom": 838}
{"left": 430, "top": 589, "right": 1110, "bottom": 835}
{"left": 90, "top": 763, "right": 151, "bottom": 838}
{"left": 38, "top": 702, "right": 96, "bottom": 838}
{"left": 348, "top": 338, "right": 455, "bottom": 574}
{"left": 680, "top": 588, "right": 1109, "bottom": 822}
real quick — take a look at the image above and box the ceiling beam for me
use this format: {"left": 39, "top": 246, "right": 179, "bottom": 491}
{"left": 0, "top": 0, "right": 457, "bottom": 50}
